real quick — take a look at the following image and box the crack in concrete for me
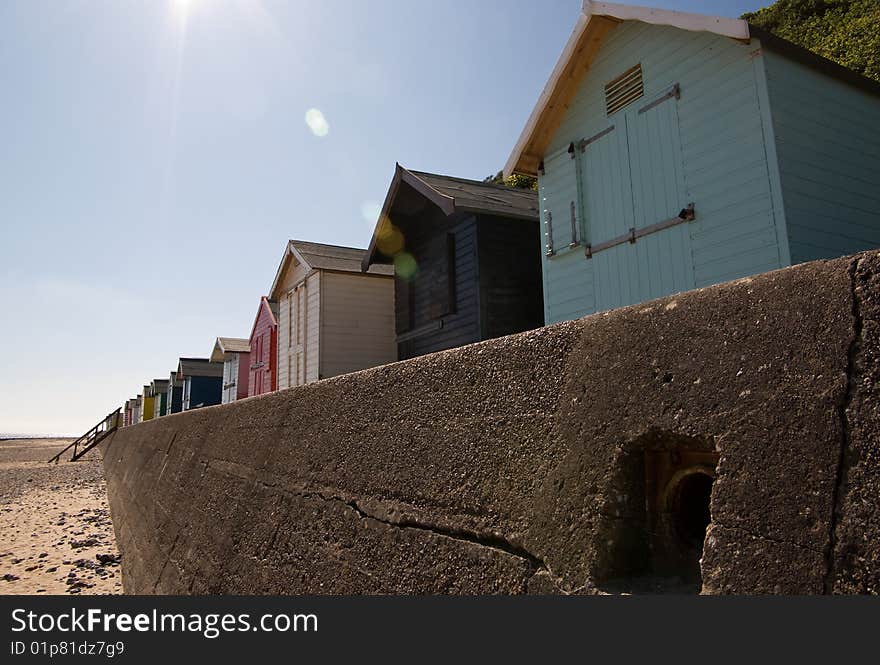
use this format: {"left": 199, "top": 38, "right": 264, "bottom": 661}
{"left": 825, "top": 257, "right": 864, "bottom": 594}
{"left": 151, "top": 531, "right": 180, "bottom": 593}
{"left": 250, "top": 477, "right": 553, "bottom": 592}
{"left": 342, "top": 496, "right": 546, "bottom": 569}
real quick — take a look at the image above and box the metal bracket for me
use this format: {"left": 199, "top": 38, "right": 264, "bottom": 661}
{"left": 679, "top": 202, "right": 695, "bottom": 221}
{"left": 577, "top": 125, "right": 615, "bottom": 152}
{"left": 638, "top": 83, "right": 680, "bottom": 114}
{"left": 581, "top": 202, "right": 697, "bottom": 260}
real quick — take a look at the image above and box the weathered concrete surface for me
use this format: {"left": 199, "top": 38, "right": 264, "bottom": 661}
{"left": 831, "top": 256, "right": 880, "bottom": 594}
{"left": 102, "top": 252, "right": 880, "bottom": 594}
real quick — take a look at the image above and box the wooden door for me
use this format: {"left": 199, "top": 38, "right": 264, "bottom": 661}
{"left": 578, "top": 123, "right": 637, "bottom": 313}
{"left": 288, "top": 286, "right": 306, "bottom": 387}
{"left": 579, "top": 92, "right": 693, "bottom": 312}
{"left": 625, "top": 98, "right": 694, "bottom": 301}
{"left": 296, "top": 286, "right": 305, "bottom": 385}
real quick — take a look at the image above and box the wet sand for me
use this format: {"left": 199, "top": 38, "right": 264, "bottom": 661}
{"left": 0, "top": 438, "right": 121, "bottom": 595}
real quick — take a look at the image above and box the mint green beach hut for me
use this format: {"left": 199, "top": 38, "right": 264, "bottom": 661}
{"left": 506, "top": 1, "right": 880, "bottom": 323}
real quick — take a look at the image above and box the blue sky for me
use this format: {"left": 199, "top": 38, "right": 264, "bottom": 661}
{"left": 0, "top": 0, "right": 767, "bottom": 435}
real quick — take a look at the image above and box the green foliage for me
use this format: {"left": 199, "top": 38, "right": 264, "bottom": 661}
{"left": 743, "top": 0, "right": 880, "bottom": 82}
{"left": 484, "top": 170, "right": 538, "bottom": 191}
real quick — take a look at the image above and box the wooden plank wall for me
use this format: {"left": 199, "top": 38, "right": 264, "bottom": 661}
{"left": 539, "top": 21, "right": 788, "bottom": 323}
{"left": 395, "top": 212, "right": 481, "bottom": 360}
{"left": 276, "top": 260, "right": 316, "bottom": 390}
{"left": 320, "top": 272, "right": 395, "bottom": 378}
{"left": 762, "top": 50, "right": 880, "bottom": 264}
{"left": 476, "top": 215, "right": 544, "bottom": 339}
{"left": 221, "top": 356, "right": 238, "bottom": 405}
{"left": 248, "top": 303, "right": 277, "bottom": 397}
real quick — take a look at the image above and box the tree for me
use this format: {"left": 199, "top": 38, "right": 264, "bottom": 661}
{"left": 483, "top": 170, "right": 538, "bottom": 191}
{"left": 743, "top": 0, "right": 880, "bottom": 82}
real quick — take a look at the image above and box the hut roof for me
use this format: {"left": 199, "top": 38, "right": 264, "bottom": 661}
{"left": 269, "top": 240, "right": 392, "bottom": 300}
{"left": 150, "top": 379, "right": 169, "bottom": 394}
{"left": 177, "top": 357, "right": 224, "bottom": 379}
{"left": 210, "top": 337, "right": 251, "bottom": 362}
{"left": 505, "top": 0, "right": 880, "bottom": 177}
{"left": 362, "top": 164, "right": 538, "bottom": 269}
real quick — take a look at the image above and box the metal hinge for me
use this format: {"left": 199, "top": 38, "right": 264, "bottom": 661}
{"left": 569, "top": 201, "right": 579, "bottom": 247}
{"left": 638, "top": 83, "right": 680, "bottom": 114}
{"left": 545, "top": 210, "right": 555, "bottom": 256}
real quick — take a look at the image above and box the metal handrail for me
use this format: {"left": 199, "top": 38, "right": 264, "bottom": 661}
{"left": 48, "top": 407, "right": 121, "bottom": 464}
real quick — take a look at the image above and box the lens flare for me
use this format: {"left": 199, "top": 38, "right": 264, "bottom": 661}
{"left": 376, "top": 218, "right": 404, "bottom": 257}
{"left": 361, "top": 201, "right": 381, "bottom": 224}
{"left": 305, "top": 108, "right": 329, "bottom": 137}
{"left": 393, "top": 252, "right": 418, "bottom": 280}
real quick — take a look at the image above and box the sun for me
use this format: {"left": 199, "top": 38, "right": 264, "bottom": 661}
{"left": 171, "top": 0, "right": 197, "bottom": 20}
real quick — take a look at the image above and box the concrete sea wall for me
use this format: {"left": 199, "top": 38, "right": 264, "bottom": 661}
{"left": 102, "top": 252, "right": 880, "bottom": 594}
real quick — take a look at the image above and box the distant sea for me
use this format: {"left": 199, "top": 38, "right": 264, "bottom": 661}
{"left": 0, "top": 433, "right": 75, "bottom": 440}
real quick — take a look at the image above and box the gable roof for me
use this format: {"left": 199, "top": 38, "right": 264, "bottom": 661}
{"left": 150, "top": 379, "right": 169, "bottom": 394}
{"left": 268, "top": 240, "right": 393, "bottom": 299}
{"left": 168, "top": 371, "right": 182, "bottom": 388}
{"left": 362, "top": 163, "right": 539, "bottom": 269}
{"left": 248, "top": 296, "right": 279, "bottom": 342}
{"left": 210, "top": 337, "right": 250, "bottom": 362}
{"left": 505, "top": 0, "right": 880, "bottom": 177}
{"left": 177, "top": 357, "right": 224, "bottom": 379}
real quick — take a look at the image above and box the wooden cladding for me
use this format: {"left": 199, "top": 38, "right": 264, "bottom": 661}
{"left": 396, "top": 276, "right": 415, "bottom": 334}
{"left": 445, "top": 232, "right": 457, "bottom": 315}
{"left": 605, "top": 64, "right": 644, "bottom": 116}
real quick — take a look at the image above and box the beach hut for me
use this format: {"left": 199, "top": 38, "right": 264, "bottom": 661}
{"left": 210, "top": 337, "right": 251, "bottom": 404}
{"left": 176, "top": 358, "right": 223, "bottom": 411}
{"left": 362, "top": 165, "right": 544, "bottom": 360}
{"left": 141, "top": 385, "right": 155, "bottom": 422}
{"left": 268, "top": 240, "right": 395, "bottom": 389}
{"left": 123, "top": 399, "right": 135, "bottom": 427}
{"left": 132, "top": 394, "right": 143, "bottom": 425}
{"left": 151, "top": 379, "right": 169, "bottom": 418}
{"left": 505, "top": 1, "right": 880, "bottom": 324}
{"left": 167, "top": 371, "right": 183, "bottom": 415}
{"left": 247, "top": 296, "right": 279, "bottom": 397}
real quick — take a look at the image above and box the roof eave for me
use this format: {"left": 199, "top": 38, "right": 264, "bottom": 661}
{"left": 362, "top": 164, "right": 404, "bottom": 271}
{"left": 457, "top": 205, "right": 539, "bottom": 222}
{"left": 362, "top": 164, "right": 459, "bottom": 271}
{"left": 210, "top": 338, "right": 226, "bottom": 363}
{"left": 249, "top": 296, "right": 274, "bottom": 342}
{"left": 749, "top": 24, "right": 880, "bottom": 98}
{"left": 504, "top": 1, "right": 752, "bottom": 178}
{"left": 268, "top": 241, "right": 315, "bottom": 300}
{"left": 503, "top": 11, "right": 612, "bottom": 178}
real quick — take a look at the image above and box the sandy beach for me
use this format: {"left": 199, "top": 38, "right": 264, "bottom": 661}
{"left": 0, "top": 438, "right": 121, "bottom": 595}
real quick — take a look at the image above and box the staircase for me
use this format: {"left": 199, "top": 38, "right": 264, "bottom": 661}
{"left": 48, "top": 408, "right": 121, "bottom": 463}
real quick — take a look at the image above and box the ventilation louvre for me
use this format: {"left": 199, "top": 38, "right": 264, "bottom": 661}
{"left": 605, "top": 64, "right": 644, "bottom": 116}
